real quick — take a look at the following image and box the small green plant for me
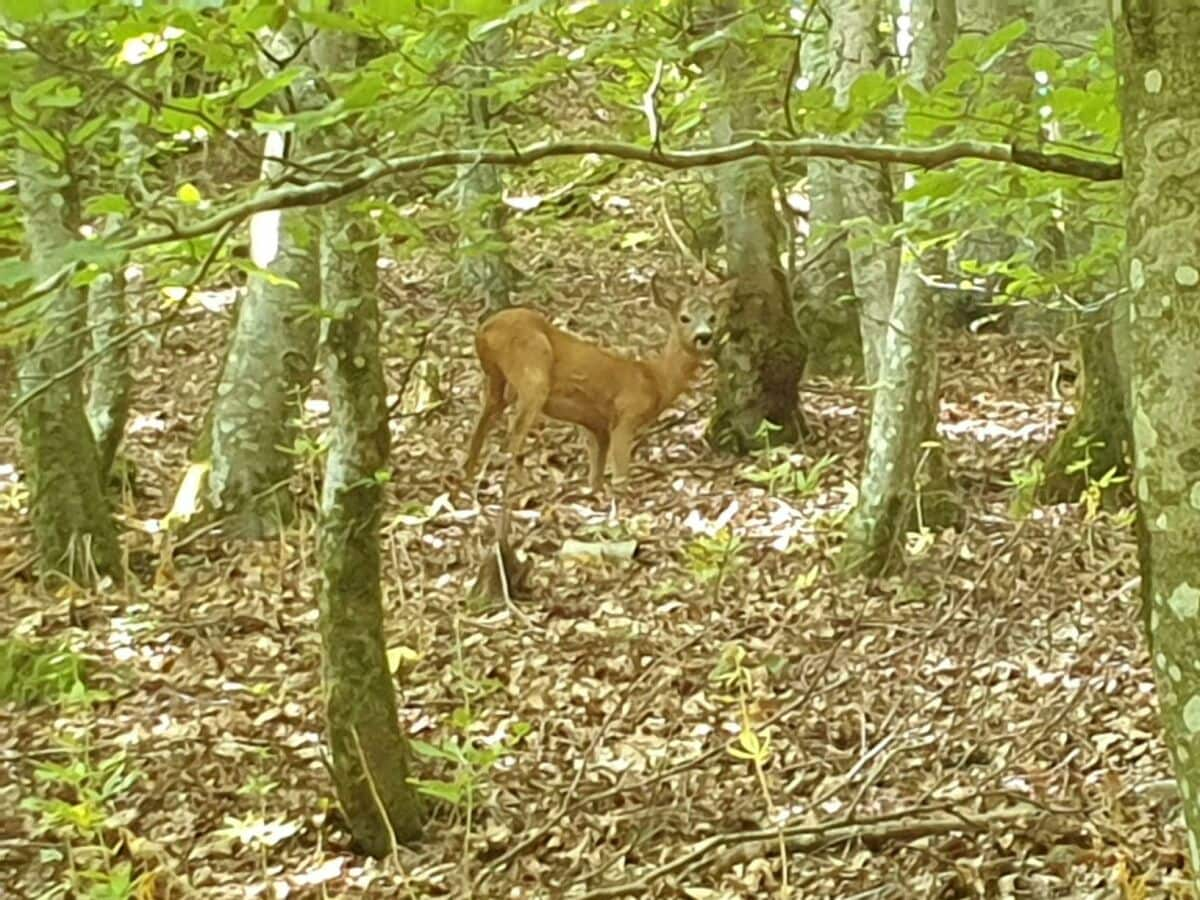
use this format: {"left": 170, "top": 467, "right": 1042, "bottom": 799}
{"left": 685, "top": 528, "right": 744, "bottom": 590}
{"left": 407, "top": 719, "right": 529, "bottom": 810}
{"left": 21, "top": 739, "right": 145, "bottom": 900}
{"left": 408, "top": 710, "right": 530, "bottom": 884}
{"left": 0, "top": 637, "right": 92, "bottom": 706}
{"left": 741, "top": 449, "right": 840, "bottom": 499}
{"left": 1007, "top": 458, "right": 1046, "bottom": 519}
{"left": 710, "top": 643, "right": 788, "bottom": 891}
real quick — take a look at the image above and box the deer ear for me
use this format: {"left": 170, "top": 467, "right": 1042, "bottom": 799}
{"left": 649, "top": 274, "right": 677, "bottom": 312}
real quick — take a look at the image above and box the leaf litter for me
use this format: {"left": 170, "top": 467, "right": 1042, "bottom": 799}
{"left": 0, "top": 184, "right": 1185, "bottom": 899}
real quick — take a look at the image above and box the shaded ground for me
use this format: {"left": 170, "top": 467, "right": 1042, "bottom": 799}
{"left": 0, "top": 200, "right": 1182, "bottom": 898}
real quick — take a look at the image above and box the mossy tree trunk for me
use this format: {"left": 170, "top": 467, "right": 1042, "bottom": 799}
{"left": 456, "top": 29, "right": 513, "bottom": 312}
{"left": 830, "top": 0, "right": 899, "bottom": 384}
{"left": 796, "top": 15, "right": 863, "bottom": 379}
{"left": 311, "top": 25, "right": 423, "bottom": 856}
{"left": 1115, "top": 0, "right": 1200, "bottom": 877}
{"left": 704, "top": 0, "right": 807, "bottom": 453}
{"left": 183, "top": 31, "right": 322, "bottom": 539}
{"left": 15, "top": 142, "right": 121, "bottom": 583}
{"left": 840, "top": 0, "right": 957, "bottom": 575}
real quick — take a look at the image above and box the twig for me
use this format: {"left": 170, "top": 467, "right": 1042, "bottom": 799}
{"left": 642, "top": 58, "right": 665, "bottom": 154}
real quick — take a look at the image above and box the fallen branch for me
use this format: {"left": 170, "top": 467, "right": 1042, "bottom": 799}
{"left": 578, "top": 802, "right": 1052, "bottom": 899}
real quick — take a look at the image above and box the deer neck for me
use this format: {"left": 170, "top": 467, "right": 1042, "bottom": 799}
{"left": 646, "top": 334, "right": 701, "bottom": 413}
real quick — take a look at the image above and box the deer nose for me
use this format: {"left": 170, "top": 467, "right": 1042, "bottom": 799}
{"left": 695, "top": 331, "right": 713, "bottom": 348}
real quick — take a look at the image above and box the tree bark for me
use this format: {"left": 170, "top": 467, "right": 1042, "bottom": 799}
{"left": 1038, "top": 305, "right": 1129, "bottom": 503}
{"left": 830, "top": 0, "right": 900, "bottom": 384}
{"left": 183, "top": 31, "right": 322, "bottom": 539}
{"left": 457, "top": 29, "right": 514, "bottom": 312}
{"left": 85, "top": 125, "right": 137, "bottom": 480}
{"left": 311, "top": 25, "right": 423, "bottom": 856}
{"left": 1033, "top": 0, "right": 1130, "bottom": 503}
{"left": 840, "top": 0, "right": 957, "bottom": 574}
{"left": 16, "top": 144, "right": 120, "bottom": 583}
{"left": 796, "top": 17, "right": 862, "bottom": 378}
{"left": 1115, "top": 0, "right": 1200, "bottom": 879}
{"left": 704, "top": 1, "right": 807, "bottom": 453}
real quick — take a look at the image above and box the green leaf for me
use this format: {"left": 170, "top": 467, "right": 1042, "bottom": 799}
{"left": 0, "top": 257, "right": 35, "bottom": 288}
{"left": 848, "top": 71, "right": 894, "bottom": 114}
{"left": 236, "top": 68, "right": 303, "bottom": 109}
{"left": 15, "top": 127, "right": 64, "bottom": 163}
{"left": 363, "top": 0, "right": 418, "bottom": 24}
{"left": 177, "top": 183, "right": 202, "bottom": 205}
{"left": 84, "top": 194, "right": 131, "bottom": 218}
{"left": 898, "top": 171, "right": 962, "bottom": 202}
{"left": 240, "top": 1, "right": 288, "bottom": 30}
{"left": 68, "top": 115, "right": 107, "bottom": 146}
{"left": 408, "top": 778, "right": 465, "bottom": 805}
{"left": 469, "top": 0, "right": 547, "bottom": 38}
{"left": 343, "top": 72, "right": 385, "bottom": 108}
{"left": 977, "top": 18, "right": 1028, "bottom": 66}
{"left": 1028, "top": 45, "right": 1061, "bottom": 75}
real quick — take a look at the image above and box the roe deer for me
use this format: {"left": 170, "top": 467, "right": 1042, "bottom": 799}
{"left": 464, "top": 276, "right": 721, "bottom": 492}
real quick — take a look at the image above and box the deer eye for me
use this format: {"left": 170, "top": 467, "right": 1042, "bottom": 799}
{"left": 679, "top": 314, "right": 692, "bottom": 325}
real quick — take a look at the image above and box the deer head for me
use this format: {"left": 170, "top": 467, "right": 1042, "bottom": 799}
{"left": 649, "top": 273, "right": 721, "bottom": 357}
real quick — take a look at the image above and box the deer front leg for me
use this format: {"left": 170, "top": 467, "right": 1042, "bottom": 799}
{"left": 584, "top": 428, "right": 610, "bottom": 492}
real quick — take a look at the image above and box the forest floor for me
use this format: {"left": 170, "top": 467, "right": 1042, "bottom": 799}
{"left": 0, "top": 216, "right": 1185, "bottom": 898}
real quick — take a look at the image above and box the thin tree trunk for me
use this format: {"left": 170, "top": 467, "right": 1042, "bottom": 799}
{"left": 796, "top": 15, "right": 862, "bottom": 378}
{"left": 311, "top": 24, "right": 423, "bottom": 856}
{"left": 1115, "top": 0, "right": 1200, "bottom": 878}
{"left": 704, "top": 0, "right": 806, "bottom": 453}
{"left": 830, "top": 0, "right": 899, "bottom": 384}
{"left": 85, "top": 125, "right": 137, "bottom": 480}
{"left": 840, "top": 0, "right": 956, "bottom": 574}
{"left": 457, "top": 29, "right": 513, "bottom": 312}
{"left": 16, "top": 144, "right": 120, "bottom": 583}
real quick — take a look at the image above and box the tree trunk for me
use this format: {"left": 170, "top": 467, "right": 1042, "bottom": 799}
{"left": 830, "top": 0, "right": 900, "bottom": 384}
{"left": 183, "top": 34, "right": 322, "bottom": 539}
{"left": 457, "top": 29, "right": 513, "bottom": 312}
{"left": 85, "top": 126, "right": 137, "bottom": 480}
{"left": 1115, "top": 1, "right": 1200, "bottom": 878}
{"left": 1033, "top": 0, "right": 1129, "bottom": 503}
{"left": 16, "top": 144, "right": 120, "bottom": 583}
{"left": 840, "top": 0, "right": 957, "bottom": 575}
{"left": 311, "top": 26, "right": 423, "bottom": 856}
{"left": 704, "top": 1, "right": 807, "bottom": 453}
{"left": 796, "top": 17, "right": 862, "bottom": 378}
{"left": 1038, "top": 306, "right": 1129, "bottom": 503}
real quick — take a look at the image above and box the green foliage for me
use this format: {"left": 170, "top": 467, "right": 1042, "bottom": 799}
{"left": 408, "top": 714, "right": 529, "bottom": 809}
{"left": 686, "top": 527, "right": 744, "bottom": 586}
{"left": 0, "top": 636, "right": 92, "bottom": 706}
{"left": 21, "top": 738, "right": 145, "bottom": 900}
{"left": 741, "top": 450, "right": 839, "bottom": 499}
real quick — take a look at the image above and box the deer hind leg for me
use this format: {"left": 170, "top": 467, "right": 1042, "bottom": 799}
{"left": 584, "top": 428, "right": 610, "bottom": 493}
{"left": 609, "top": 419, "right": 638, "bottom": 487}
{"left": 465, "top": 364, "right": 508, "bottom": 478}
{"left": 497, "top": 335, "right": 553, "bottom": 464}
